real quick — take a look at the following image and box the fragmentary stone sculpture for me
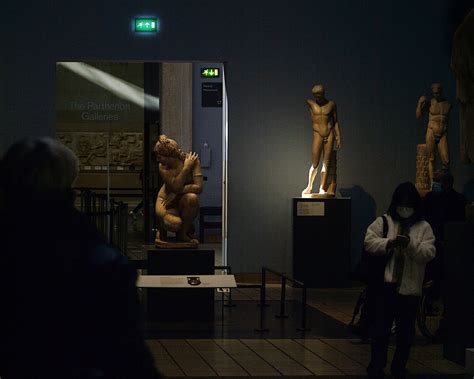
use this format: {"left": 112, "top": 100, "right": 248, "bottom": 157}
{"left": 154, "top": 135, "right": 203, "bottom": 248}
{"left": 415, "top": 143, "right": 431, "bottom": 196}
{"left": 302, "top": 84, "right": 341, "bottom": 197}
{"left": 416, "top": 83, "right": 452, "bottom": 183}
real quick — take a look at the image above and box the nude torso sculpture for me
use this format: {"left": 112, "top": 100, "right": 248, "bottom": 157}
{"left": 154, "top": 135, "right": 203, "bottom": 248}
{"left": 416, "top": 83, "right": 451, "bottom": 183}
{"left": 309, "top": 100, "right": 335, "bottom": 139}
{"left": 302, "top": 85, "right": 341, "bottom": 196}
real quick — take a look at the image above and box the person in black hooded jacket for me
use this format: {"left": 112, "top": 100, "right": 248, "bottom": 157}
{"left": 0, "top": 137, "right": 161, "bottom": 379}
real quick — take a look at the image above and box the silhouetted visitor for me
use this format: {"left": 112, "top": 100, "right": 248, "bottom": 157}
{"left": 423, "top": 169, "right": 466, "bottom": 336}
{"left": 423, "top": 169, "right": 467, "bottom": 283}
{"left": 0, "top": 138, "right": 161, "bottom": 379}
{"left": 364, "top": 182, "right": 435, "bottom": 379}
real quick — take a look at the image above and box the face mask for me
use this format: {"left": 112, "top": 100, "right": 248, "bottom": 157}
{"left": 432, "top": 182, "right": 443, "bottom": 194}
{"left": 397, "top": 206, "right": 414, "bottom": 219}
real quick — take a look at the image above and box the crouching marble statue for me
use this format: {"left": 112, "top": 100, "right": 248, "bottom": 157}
{"left": 302, "top": 84, "right": 341, "bottom": 197}
{"left": 154, "top": 135, "right": 203, "bottom": 248}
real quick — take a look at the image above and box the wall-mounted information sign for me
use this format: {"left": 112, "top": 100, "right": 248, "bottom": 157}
{"left": 202, "top": 83, "right": 222, "bottom": 107}
{"left": 200, "top": 68, "right": 220, "bottom": 78}
{"left": 135, "top": 18, "right": 158, "bottom": 32}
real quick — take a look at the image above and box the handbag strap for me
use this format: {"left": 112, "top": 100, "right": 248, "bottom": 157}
{"left": 381, "top": 215, "right": 396, "bottom": 261}
{"left": 382, "top": 215, "right": 388, "bottom": 238}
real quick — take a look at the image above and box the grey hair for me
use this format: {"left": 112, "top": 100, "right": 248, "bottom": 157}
{"left": 0, "top": 137, "right": 79, "bottom": 194}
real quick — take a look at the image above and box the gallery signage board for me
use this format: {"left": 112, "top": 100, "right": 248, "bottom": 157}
{"left": 202, "top": 82, "right": 222, "bottom": 107}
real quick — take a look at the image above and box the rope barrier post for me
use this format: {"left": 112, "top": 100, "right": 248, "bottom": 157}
{"left": 109, "top": 200, "right": 114, "bottom": 244}
{"left": 255, "top": 281, "right": 269, "bottom": 333}
{"left": 297, "top": 285, "right": 311, "bottom": 332}
{"left": 223, "top": 266, "right": 236, "bottom": 308}
{"left": 276, "top": 276, "right": 289, "bottom": 319}
{"left": 80, "top": 189, "right": 84, "bottom": 212}
{"left": 122, "top": 203, "right": 128, "bottom": 255}
{"left": 221, "top": 290, "right": 225, "bottom": 328}
{"left": 261, "top": 267, "right": 266, "bottom": 305}
{"left": 258, "top": 267, "right": 269, "bottom": 307}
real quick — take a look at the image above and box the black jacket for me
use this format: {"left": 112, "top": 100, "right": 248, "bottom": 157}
{"left": 0, "top": 197, "right": 161, "bottom": 379}
{"left": 424, "top": 189, "right": 467, "bottom": 241}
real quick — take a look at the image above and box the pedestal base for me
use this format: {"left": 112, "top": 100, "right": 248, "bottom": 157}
{"left": 154, "top": 238, "right": 199, "bottom": 249}
{"left": 293, "top": 197, "right": 351, "bottom": 288}
{"left": 443, "top": 222, "right": 474, "bottom": 365}
{"left": 147, "top": 249, "right": 215, "bottom": 321}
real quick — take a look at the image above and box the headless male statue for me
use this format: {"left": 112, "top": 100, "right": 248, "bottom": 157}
{"left": 416, "top": 83, "right": 452, "bottom": 183}
{"left": 302, "top": 84, "right": 341, "bottom": 196}
{"left": 154, "top": 135, "right": 203, "bottom": 248}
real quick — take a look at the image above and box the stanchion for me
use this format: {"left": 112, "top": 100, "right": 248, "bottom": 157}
{"left": 255, "top": 283, "right": 269, "bottom": 332}
{"left": 257, "top": 267, "right": 269, "bottom": 307}
{"left": 297, "top": 286, "right": 311, "bottom": 332}
{"left": 215, "top": 266, "right": 236, "bottom": 308}
{"left": 276, "top": 276, "right": 289, "bottom": 319}
{"left": 225, "top": 288, "right": 236, "bottom": 307}
{"left": 224, "top": 267, "right": 235, "bottom": 308}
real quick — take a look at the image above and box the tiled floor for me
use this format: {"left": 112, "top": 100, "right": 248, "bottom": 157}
{"left": 141, "top": 287, "right": 468, "bottom": 377}
{"left": 146, "top": 338, "right": 467, "bottom": 377}
{"left": 126, "top": 220, "right": 467, "bottom": 377}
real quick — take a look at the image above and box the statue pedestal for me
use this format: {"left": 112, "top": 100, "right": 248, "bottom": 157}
{"left": 443, "top": 222, "right": 474, "bottom": 365}
{"left": 292, "top": 197, "right": 351, "bottom": 288}
{"left": 146, "top": 249, "right": 215, "bottom": 321}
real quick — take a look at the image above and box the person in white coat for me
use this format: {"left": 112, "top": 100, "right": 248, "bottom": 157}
{"left": 364, "top": 182, "right": 436, "bottom": 379}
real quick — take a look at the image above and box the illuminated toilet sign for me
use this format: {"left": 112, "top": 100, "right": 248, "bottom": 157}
{"left": 200, "top": 68, "right": 220, "bottom": 78}
{"left": 135, "top": 18, "right": 158, "bottom": 32}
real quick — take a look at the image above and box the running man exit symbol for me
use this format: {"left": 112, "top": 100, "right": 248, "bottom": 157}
{"left": 201, "top": 68, "right": 220, "bottom": 78}
{"left": 135, "top": 18, "right": 158, "bottom": 32}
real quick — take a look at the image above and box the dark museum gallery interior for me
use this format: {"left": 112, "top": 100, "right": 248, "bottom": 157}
{"left": 1, "top": 1, "right": 474, "bottom": 378}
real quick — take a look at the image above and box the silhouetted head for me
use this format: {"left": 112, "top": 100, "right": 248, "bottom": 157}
{"left": 432, "top": 169, "right": 454, "bottom": 193}
{"left": 387, "top": 182, "right": 423, "bottom": 225}
{"left": 0, "top": 137, "right": 79, "bottom": 205}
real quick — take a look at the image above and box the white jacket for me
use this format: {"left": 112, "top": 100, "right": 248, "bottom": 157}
{"left": 364, "top": 214, "right": 436, "bottom": 296}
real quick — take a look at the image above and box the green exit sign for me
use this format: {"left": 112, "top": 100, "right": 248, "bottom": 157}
{"left": 201, "top": 68, "right": 220, "bottom": 78}
{"left": 135, "top": 18, "right": 158, "bottom": 32}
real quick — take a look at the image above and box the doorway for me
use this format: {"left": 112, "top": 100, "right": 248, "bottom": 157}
{"left": 55, "top": 61, "right": 228, "bottom": 265}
